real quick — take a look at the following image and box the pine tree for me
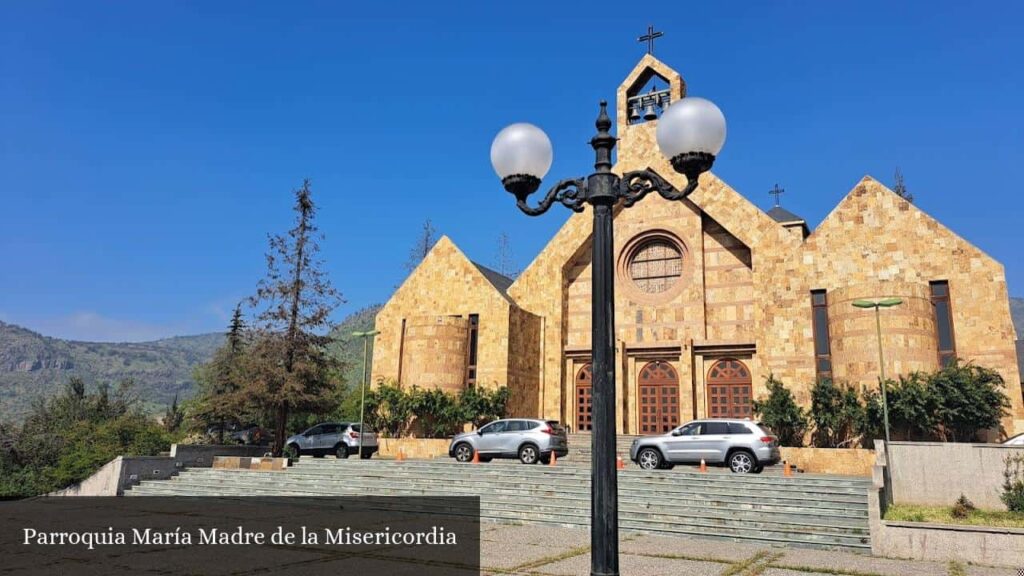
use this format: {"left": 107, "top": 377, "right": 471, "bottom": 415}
{"left": 247, "top": 180, "right": 344, "bottom": 455}
{"left": 404, "top": 219, "right": 437, "bottom": 272}
{"left": 893, "top": 167, "right": 913, "bottom": 203}
{"left": 194, "top": 303, "right": 249, "bottom": 443}
{"left": 163, "top": 394, "right": 183, "bottom": 432}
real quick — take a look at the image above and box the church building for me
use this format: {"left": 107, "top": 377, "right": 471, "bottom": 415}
{"left": 371, "top": 54, "right": 1024, "bottom": 437}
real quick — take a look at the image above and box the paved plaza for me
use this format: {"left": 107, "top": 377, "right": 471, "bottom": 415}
{"left": 478, "top": 524, "right": 1016, "bottom": 576}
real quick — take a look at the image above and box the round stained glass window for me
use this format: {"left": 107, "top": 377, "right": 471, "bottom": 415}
{"left": 627, "top": 239, "right": 683, "bottom": 294}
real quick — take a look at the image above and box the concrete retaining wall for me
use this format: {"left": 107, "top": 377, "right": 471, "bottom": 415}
{"left": 886, "top": 441, "right": 1024, "bottom": 509}
{"left": 873, "top": 521, "right": 1024, "bottom": 567}
{"left": 170, "top": 444, "right": 271, "bottom": 468}
{"left": 52, "top": 456, "right": 178, "bottom": 496}
{"left": 780, "top": 447, "right": 875, "bottom": 476}
{"left": 52, "top": 444, "right": 272, "bottom": 496}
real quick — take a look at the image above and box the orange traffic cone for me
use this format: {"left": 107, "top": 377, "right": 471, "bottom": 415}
{"left": 471, "top": 450, "right": 480, "bottom": 464}
{"left": 549, "top": 452, "right": 557, "bottom": 467}
{"left": 395, "top": 450, "right": 405, "bottom": 462}
{"left": 699, "top": 459, "right": 707, "bottom": 473}
{"left": 616, "top": 456, "right": 625, "bottom": 470}
{"left": 783, "top": 461, "right": 792, "bottom": 477}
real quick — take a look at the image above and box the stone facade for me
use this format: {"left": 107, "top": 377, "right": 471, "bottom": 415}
{"left": 373, "top": 55, "right": 1024, "bottom": 436}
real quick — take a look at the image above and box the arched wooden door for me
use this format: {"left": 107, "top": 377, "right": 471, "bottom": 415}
{"left": 638, "top": 361, "right": 680, "bottom": 434}
{"left": 706, "top": 358, "right": 753, "bottom": 418}
{"left": 575, "top": 364, "right": 593, "bottom": 432}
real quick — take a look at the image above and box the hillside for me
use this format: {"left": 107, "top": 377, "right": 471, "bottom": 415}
{"left": 327, "top": 304, "right": 383, "bottom": 390}
{"left": 0, "top": 322, "right": 223, "bottom": 421}
{"left": 0, "top": 305, "right": 384, "bottom": 422}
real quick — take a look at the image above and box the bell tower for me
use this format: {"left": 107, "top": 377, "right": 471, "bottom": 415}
{"left": 616, "top": 55, "right": 687, "bottom": 170}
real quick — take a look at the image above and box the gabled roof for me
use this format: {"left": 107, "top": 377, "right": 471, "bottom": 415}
{"left": 471, "top": 262, "right": 514, "bottom": 295}
{"left": 766, "top": 205, "right": 805, "bottom": 225}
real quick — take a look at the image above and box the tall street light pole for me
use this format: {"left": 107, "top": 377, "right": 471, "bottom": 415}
{"left": 490, "top": 96, "right": 726, "bottom": 576}
{"left": 352, "top": 330, "right": 380, "bottom": 459}
{"left": 852, "top": 297, "right": 903, "bottom": 506}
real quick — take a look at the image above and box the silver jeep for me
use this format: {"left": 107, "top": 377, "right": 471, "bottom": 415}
{"left": 448, "top": 418, "right": 568, "bottom": 464}
{"left": 629, "top": 419, "right": 780, "bottom": 473}
{"left": 285, "top": 422, "right": 378, "bottom": 459}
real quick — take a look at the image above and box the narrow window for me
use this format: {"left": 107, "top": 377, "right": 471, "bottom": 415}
{"left": 466, "top": 314, "right": 479, "bottom": 386}
{"left": 930, "top": 281, "right": 956, "bottom": 366}
{"left": 810, "top": 290, "right": 833, "bottom": 381}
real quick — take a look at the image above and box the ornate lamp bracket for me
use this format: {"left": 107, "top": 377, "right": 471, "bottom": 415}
{"left": 618, "top": 168, "right": 691, "bottom": 207}
{"left": 512, "top": 177, "right": 588, "bottom": 216}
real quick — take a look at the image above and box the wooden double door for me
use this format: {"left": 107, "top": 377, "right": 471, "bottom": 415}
{"left": 706, "top": 358, "right": 753, "bottom": 419}
{"left": 576, "top": 361, "right": 681, "bottom": 434}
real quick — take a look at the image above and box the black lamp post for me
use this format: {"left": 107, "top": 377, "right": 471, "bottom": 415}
{"left": 490, "top": 95, "right": 726, "bottom": 576}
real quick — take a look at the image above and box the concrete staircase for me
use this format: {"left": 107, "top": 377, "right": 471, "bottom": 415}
{"left": 128, "top": 456, "right": 872, "bottom": 550}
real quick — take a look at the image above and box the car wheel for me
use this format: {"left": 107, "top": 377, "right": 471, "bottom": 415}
{"left": 335, "top": 444, "right": 349, "bottom": 459}
{"left": 753, "top": 464, "right": 764, "bottom": 474}
{"left": 637, "top": 448, "right": 662, "bottom": 470}
{"left": 453, "top": 443, "right": 473, "bottom": 463}
{"left": 518, "top": 444, "right": 539, "bottom": 465}
{"left": 360, "top": 451, "right": 372, "bottom": 460}
{"left": 728, "top": 450, "right": 755, "bottom": 474}
{"left": 539, "top": 455, "right": 551, "bottom": 465}
{"left": 284, "top": 444, "right": 300, "bottom": 459}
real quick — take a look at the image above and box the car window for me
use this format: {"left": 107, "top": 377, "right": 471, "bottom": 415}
{"left": 305, "top": 425, "right": 324, "bottom": 436}
{"left": 702, "top": 422, "right": 729, "bottom": 435}
{"left": 727, "top": 423, "right": 752, "bottom": 435}
{"left": 350, "top": 424, "right": 361, "bottom": 432}
{"left": 481, "top": 421, "right": 508, "bottom": 434}
{"left": 678, "top": 423, "right": 702, "bottom": 436}
{"left": 506, "top": 420, "right": 529, "bottom": 432}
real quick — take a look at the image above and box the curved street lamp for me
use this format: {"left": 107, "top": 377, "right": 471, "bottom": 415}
{"left": 852, "top": 297, "right": 903, "bottom": 507}
{"left": 491, "top": 96, "right": 726, "bottom": 576}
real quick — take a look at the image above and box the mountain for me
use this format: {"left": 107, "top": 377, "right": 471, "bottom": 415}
{"left": 0, "top": 305, "right": 384, "bottom": 422}
{"left": 327, "top": 304, "right": 382, "bottom": 390}
{"left": 0, "top": 322, "right": 223, "bottom": 421}
{"left": 1011, "top": 296, "right": 1023, "bottom": 341}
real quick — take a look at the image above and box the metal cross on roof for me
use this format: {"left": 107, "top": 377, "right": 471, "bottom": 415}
{"left": 769, "top": 183, "right": 785, "bottom": 206}
{"left": 638, "top": 25, "right": 664, "bottom": 55}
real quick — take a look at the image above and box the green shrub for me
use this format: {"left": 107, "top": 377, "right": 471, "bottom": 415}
{"left": 810, "top": 379, "right": 865, "bottom": 448}
{"left": 1002, "top": 453, "right": 1024, "bottom": 513}
{"left": 362, "top": 381, "right": 510, "bottom": 438}
{"left": 952, "top": 494, "right": 975, "bottom": 519}
{"left": 752, "top": 375, "right": 809, "bottom": 447}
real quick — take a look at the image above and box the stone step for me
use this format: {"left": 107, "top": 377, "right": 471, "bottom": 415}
{"left": 291, "top": 459, "right": 872, "bottom": 491}
{"left": 161, "top": 471, "right": 867, "bottom": 522}
{"left": 126, "top": 483, "right": 869, "bottom": 548}
{"left": 127, "top": 455, "right": 872, "bottom": 551}
{"left": 257, "top": 469, "right": 869, "bottom": 507}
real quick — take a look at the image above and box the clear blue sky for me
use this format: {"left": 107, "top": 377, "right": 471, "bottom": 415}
{"left": 2, "top": 1, "right": 1022, "bottom": 342}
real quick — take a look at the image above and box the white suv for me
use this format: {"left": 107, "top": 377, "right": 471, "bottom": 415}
{"left": 629, "top": 419, "right": 781, "bottom": 473}
{"left": 285, "top": 422, "right": 378, "bottom": 459}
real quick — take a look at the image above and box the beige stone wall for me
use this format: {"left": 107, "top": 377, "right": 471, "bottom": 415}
{"left": 507, "top": 306, "right": 542, "bottom": 417}
{"left": 828, "top": 283, "right": 938, "bottom": 382}
{"left": 702, "top": 215, "right": 755, "bottom": 343}
{"left": 802, "top": 179, "right": 1024, "bottom": 432}
{"left": 779, "top": 447, "right": 875, "bottom": 477}
{"left": 400, "top": 315, "right": 469, "bottom": 393}
{"left": 372, "top": 236, "right": 512, "bottom": 393}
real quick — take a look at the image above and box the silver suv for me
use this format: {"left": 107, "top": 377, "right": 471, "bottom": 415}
{"left": 449, "top": 419, "right": 568, "bottom": 464}
{"left": 629, "top": 419, "right": 780, "bottom": 473}
{"left": 285, "top": 422, "right": 378, "bottom": 459}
